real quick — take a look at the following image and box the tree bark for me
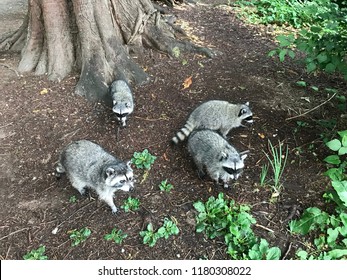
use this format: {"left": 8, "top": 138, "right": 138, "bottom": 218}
{"left": 0, "top": 0, "right": 212, "bottom": 104}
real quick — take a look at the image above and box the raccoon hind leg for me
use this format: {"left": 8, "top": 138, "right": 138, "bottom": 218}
{"left": 69, "top": 176, "right": 88, "bottom": 196}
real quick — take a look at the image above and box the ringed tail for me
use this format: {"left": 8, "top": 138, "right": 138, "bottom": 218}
{"left": 171, "top": 122, "right": 195, "bottom": 144}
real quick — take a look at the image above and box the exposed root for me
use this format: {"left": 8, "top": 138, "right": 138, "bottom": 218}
{"left": 0, "top": 15, "right": 28, "bottom": 51}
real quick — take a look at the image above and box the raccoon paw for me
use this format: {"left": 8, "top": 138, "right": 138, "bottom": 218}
{"left": 111, "top": 206, "right": 118, "bottom": 214}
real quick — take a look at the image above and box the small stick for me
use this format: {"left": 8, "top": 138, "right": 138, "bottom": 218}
{"left": 254, "top": 223, "right": 275, "bottom": 233}
{"left": 286, "top": 92, "right": 337, "bottom": 121}
{"left": 0, "top": 227, "right": 29, "bottom": 241}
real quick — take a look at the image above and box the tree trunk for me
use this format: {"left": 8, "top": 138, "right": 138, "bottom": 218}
{"left": 1, "top": 0, "right": 211, "bottom": 104}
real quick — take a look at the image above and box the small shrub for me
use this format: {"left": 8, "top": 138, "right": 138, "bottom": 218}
{"left": 121, "top": 197, "right": 140, "bottom": 212}
{"left": 23, "top": 245, "right": 48, "bottom": 260}
{"left": 159, "top": 179, "right": 174, "bottom": 193}
{"left": 140, "top": 218, "right": 179, "bottom": 247}
{"left": 194, "top": 193, "right": 281, "bottom": 260}
{"left": 68, "top": 227, "right": 91, "bottom": 247}
{"left": 131, "top": 149, "right": 156, "bottom": 169}
{"left": 157, "top": 218, "right": 180, "bottom": 239}
{"left": 104, "top": 228, "right": 128, "bottom": 244}
{"left": 139, "top": 223, "right": 159, "bottom": 247}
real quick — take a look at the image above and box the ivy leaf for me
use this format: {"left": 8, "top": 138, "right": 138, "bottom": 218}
{"left": 279, "top": 49, "right": 287, "bottom": 62}
{"left": 326, "top": 139, "right": 342, "bottom": 151}
{"left": 325, "top": 63, "right": 336, "bottom": 73}
{"left": 306, "top": 62, "right": 317, "bottom": 73}
{"left": 266, "top": 247, "right": 281, "bottom": 260}
{"left": 324, "top": 155, "right": 341, "bottom": 165}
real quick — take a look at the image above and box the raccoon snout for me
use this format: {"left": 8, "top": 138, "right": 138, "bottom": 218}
{"left": 130, "top": 186, "right": 135, "bottom": 192}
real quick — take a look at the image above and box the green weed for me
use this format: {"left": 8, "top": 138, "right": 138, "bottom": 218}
{"left": 23, "top": 245, "right": 48, "bottom": 260}
{"left": 262, "top": 140, "right": 289, "bottom": 196}
{"left": 140, "top": 218, "right": 180, "bottom": 247}
{"left": 288, "top": 130, "right": 347, "bottom": 260}
{"left": 259, "top": 164, "right": 269, "bottom": 186}
{"left": 104, "top": 228, "right": 128, "bottom": 244}
{"left": 68, "top": 227, "right": 91, "bottom": 247}
{"left": 159, "top": 179, "right": 174, "bottom": 193}
{"left": 121, "top": 197, "right": 140, "bottom": 212}
{"left": 131, "top": 149, "right": 156, "bottom": 170}
{"left": 194, "top": 193, "right": 281, "bottom": 260}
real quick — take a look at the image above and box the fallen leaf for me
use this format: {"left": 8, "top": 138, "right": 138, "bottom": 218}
{"left": 182, "top": 76, "right": 192, "bottom": 89}
{"left": 40, "top": 88, "right": 49, "bottom": 95}
{"left": 163, "top": 152, "right": 169, "bottom": 162}
{"left": 258, "top": 132, "right": 265, "bottom": 139}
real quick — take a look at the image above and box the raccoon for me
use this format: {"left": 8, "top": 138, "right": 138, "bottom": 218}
{"left": 110, "top": 80, "right": 134, "bottom": 127}
{"left": 172, "top": 100, "right": 253, "bottom": 144}
{"left": 187, "top": 129, "right": 248, "bottom": 188}
{"left": 55, "top": 140, "right": 134, "bottom": 214}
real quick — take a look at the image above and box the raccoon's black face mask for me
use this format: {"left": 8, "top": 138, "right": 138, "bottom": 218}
{"left": 222, "top": 166, "right": 243, "bottom": 179}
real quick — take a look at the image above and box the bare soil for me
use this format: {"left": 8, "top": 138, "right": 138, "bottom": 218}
{"left": 1, "top": 0, "right": 346, "bottom": 260}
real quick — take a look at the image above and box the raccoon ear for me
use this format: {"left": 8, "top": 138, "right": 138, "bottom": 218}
{"left": 106, "top": 167, "right": 115, "bottom": 177}
{"left": 245, "top": 101, "right": 250, "bottom": 106}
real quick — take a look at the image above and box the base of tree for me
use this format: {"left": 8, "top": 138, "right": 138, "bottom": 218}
{"left": 0, "top": 0, "right": 214, "bottom": 104}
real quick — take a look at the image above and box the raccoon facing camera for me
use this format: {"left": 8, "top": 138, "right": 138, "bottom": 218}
{"left": 55, "top": 140, "right": 134, "bottom": 214}
{"left": 109, "top": 80, "right": 134, "bottom": 128}
{"left": 187, "top": 129, "right": 248, "bottom": 188}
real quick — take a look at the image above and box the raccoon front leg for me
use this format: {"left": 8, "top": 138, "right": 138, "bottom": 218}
{"left": 55, "top": 163, "right": 66, "bottom": 179}
{"left": 97, "top": 190, "right": 118, "bottom": 214}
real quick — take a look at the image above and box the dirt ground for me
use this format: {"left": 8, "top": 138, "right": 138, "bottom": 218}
{"left": 1, "top": 0, "right": 347, "bottom": 260}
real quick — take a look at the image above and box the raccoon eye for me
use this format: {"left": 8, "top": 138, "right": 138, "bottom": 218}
{"left": 120, "top": 180, "right": 126, "bottom": 184}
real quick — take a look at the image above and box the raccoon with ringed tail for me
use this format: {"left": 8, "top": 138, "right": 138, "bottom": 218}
{"left": 187, "top": 129, "right": 248, "bottom": 188}
{"left": 55, "top": 140, "right": 134, "bottom": 214}
{"left": 110, "top": 80, "right": 134, "bottom": 127}
{"left": 172, "top": 100, "right": 253, "bottom": 144}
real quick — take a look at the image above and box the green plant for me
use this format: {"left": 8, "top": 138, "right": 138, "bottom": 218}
{"left": 140, "top": 223, "right": 160, "bottom": 247}
{"left": 289, "top": 207, "right": 347, "bottom": 259}
{"left": 121, "top": 197, "right": 140, "bottom": 212}
{"left": 159, "top": 179, "right": 174, "bottom": 192}
{"left": 323, "top": 130, "right": 347, "bottom": 206}
{"left": 157, "top": 218, "right": 180, "bottom": 239}
{"left": 262, "top": 140, "right": 288, "bottom": 195}
{"left": 131, "top": 149, "right": 156, "bottom": 170}
{"left": 248, "top": 238, "right": 282, "bottom": 260}
{"left": 238, "top": 0, "right": 347, "bottom": 79}
{"left": 288, "top": 130, "right": 347, "bottom": 260}
{"left": 259, "top": 164, "right": 269, "bottom": 186}
{"left": 69, "top": 195, "right": 77, "bottom": 203}
{"left": 194, "top": 193, "right": 281, "bottom": 260}
{"left": 104, "top": 228, "right": 128, "bottom": 244}
{"left": 23, "top": 245, "right": 48, "bottom": 260}
{"left": 140, "top": 218, "right": 180, "bottom": 247}
{"left": 68, "top": 227, "right": 91, "bottom": 247}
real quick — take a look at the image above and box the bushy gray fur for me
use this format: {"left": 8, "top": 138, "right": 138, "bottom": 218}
{"left": 187, "top": 130, "right": 248, "bottom": 188}
{"left": 56, "top": 140, "right": 134, "bottom": 214}
{"left": 110, "top": 80, "right": 134, "bottom": 127}
{"left": 172, "top": 100, "right": 253, "bottom": 144}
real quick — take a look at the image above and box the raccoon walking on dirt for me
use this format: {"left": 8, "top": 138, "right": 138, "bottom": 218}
{"left": 110, "top": 80, "right": 134, "bottom": 127}
{"left": 55, "top": 140, "right": 134, "bottom": 214}
{"left": 172, "top": 100, "right": 253, "bottom": 144}
{"left": 187, "top": 129, "right": 248, "bottom": 188}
